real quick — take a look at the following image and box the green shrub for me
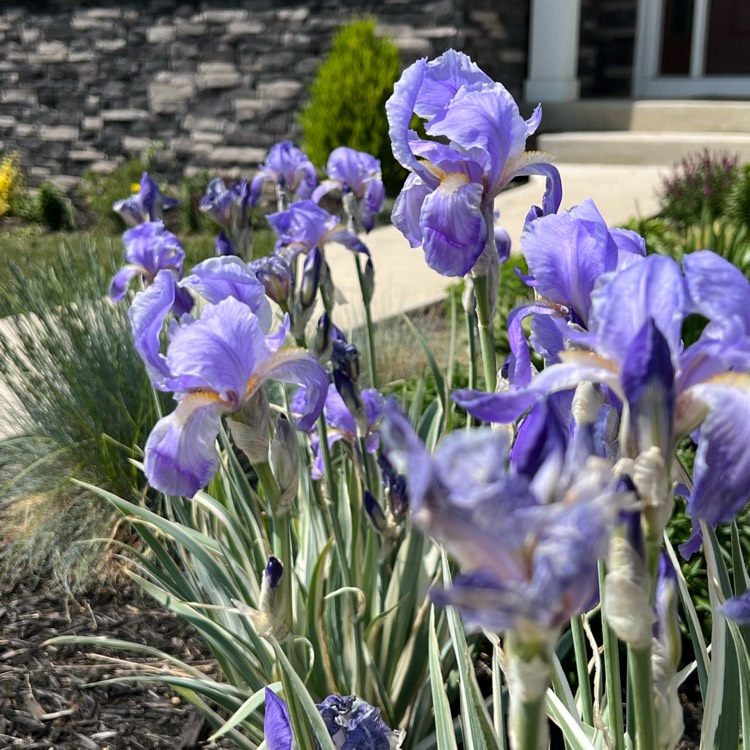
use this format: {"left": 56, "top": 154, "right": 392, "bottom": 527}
{"left": 658, "top": 149, "right": 738, "bottom": 227}
{"left": 299, "top": 18, "right": 406, "bottom": 196}
{"left": 726, "top": 163, "right": 750, "bottom": 229}
{"left": 36, "top": 181, "right": 76, "bottom": 231}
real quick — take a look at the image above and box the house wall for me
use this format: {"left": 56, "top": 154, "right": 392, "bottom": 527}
{"left": 579, "top": 0, "right": 638, "bottom": 97}
{"left": 0, "top": 0, "right": 466, "bottom": 188}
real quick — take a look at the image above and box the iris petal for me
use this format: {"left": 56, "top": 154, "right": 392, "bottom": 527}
{"left": 144, "top": 393, "right": 225, "bottom": 497}
{"left": 420, "top": 179, "right": 485, "bottom": 277}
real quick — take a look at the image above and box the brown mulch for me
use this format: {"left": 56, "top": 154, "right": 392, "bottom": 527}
{"left": 0, "top": 580, "right": 236, "bottom": 749}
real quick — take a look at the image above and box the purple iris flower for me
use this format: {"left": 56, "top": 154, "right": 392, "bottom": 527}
{"left": 113, "top": 172, "right": 180, "bottom": 227}
{"left": 381, "top": 402, "right": 619, "bottom": 635}
{"left": 312, "top": 147, "right": 386, "bottom": 232}
{"left": 200, "top": 178, "right": 252, "bottom": 231}
{"left": 267, "top": 200, "right": 370, "bottom": 260}
{"left": 455, "top": 251, "right": 750, "bottom": 556}
{"left": 141, "top": 297, "right": 328, "bottom": 497}
{"left": 179, "top": 256, "right": 272, "bottom": 331}
{"left": 386, "top": 50, "right": 562, "bottom": 277}
{"left": 250, "top": 141, "right": 317, "bottom": 206}
{"left": 109, "top": 221, "right": 192, "bottom": 316}
{"left": 306, "top": 384, "right": 385, "bottom": 479}
{"left": 264, "top": 688, "right": 404, "bottom": 750}
{"left": 505, "top": 199, "right": 646, "bottom": 386}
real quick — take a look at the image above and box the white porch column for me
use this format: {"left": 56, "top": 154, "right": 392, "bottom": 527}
{"left": 524, "top": 0, "right": 581, "bottom": 102}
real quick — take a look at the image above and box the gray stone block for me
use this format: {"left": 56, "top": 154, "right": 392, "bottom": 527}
{"left": 211, "top": 146, "right": 267, "bottom": 165}
{"left": 257, "top": 80, "right": 304, "bottom": 101}
{"left": 39, "top": 125, "right": 78, "bottom": 141}
{"left": 223, "top": 20, "right": 266, "bottom": 41}
{"left": 101, "top": 109, "right": 149, "bottom": 123}
{"left": 95, "top": 38, "right": 127, "bottom": 53}
{"left": 147, "top": 26, "right": 177, "bottom": 44}
{"left": 33, "top": 41, "right": 68, "bottom": 63}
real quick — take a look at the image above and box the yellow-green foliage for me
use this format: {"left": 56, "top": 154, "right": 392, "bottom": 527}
{"left": 0, "top": 151, "right": 20, "bottom": 217}
{"left": 299, "top": 18, "right": 406, "bottom": 196}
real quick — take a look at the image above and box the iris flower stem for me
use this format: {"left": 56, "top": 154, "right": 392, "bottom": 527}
{"left": 465, "top": 305, "right": 478, "bottom": 428}
{"left": 317, "top": 416, "right": 353, "bottom": 588}
{"left": 353, "top": 253, "right": 379, "bottom": 389}
{"left": 513, "top": 695, "right": 546, "bottom": 750}
{"left": 571, "top": 615, "right": 594, "bottom": 727}
{"left": 598, "top": 562, "right": 626, "bottom": 750}
{"left": 472, "top": 271, "right": 497, "bottom": 391}
{"left": 627, "top": 643, "right": 657, "bottom": 750}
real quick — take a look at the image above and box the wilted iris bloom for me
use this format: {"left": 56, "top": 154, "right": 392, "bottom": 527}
{"left": 250, "top": 141, "right": 317, "bottom": 207}
{"left": 109, "top": 221, "right": 193, "bottom": 316}
{"left": 381, "top": 402, "right": 619, "bottom": 638}
{"left": 142, "top": 297, "right": 328, "bottom": 497}
{"left": 312, "top": 146, "right": 386, "bottom": 232}
{"left": 386, "top": 50, "right": 561, "bottom": 277}
{"left": 250, "top": 254, "right": 294, "bottom": 310}
{"left": 268, "top": 200, "right": 370, "bottom": 260}
{"left": 264, "top": 688, "right": 404, "bottom": 750}
{"left": 113, "top": 172, "right": 180, "bottom": 227}
{"left": 306, "top": 383, "right": 385, "bottom": 479}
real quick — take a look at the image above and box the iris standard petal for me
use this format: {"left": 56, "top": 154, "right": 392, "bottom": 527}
{"left": 181, "top": 256, "right": 272, "bottom": 330}
{"left": 420, "top": 178, "right": 485, "bottom": 276}
{"left": 144, "top": 393, "right": 225, "bottom": 497}
{"left": 413, "top": 49, "right": 492, "bottom": 122}
{"left": 165, "top": 297, "right": 274, "bottom": 401}
{"left": 590, "top": 254, "right": 686, "bottom": 365}
{"left": 511, "top": 159, "right": 563, "bottom": 218}
{"left": 128, "top": 269, "right": 176, "bottom": 387}
{"left": 428, "top": 81, "right": 528, "bottom": 187}
{"left": 386, "top": 57, "right": 428, "bottom": 172}
{"left": 521, "top": 199, "right": 617, "bottom": 322}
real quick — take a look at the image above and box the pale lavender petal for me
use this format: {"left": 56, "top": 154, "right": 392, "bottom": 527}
{"left": 386, "top": 57, "right": 428, "bottom": 171}
{"left": 722, "top": 591, "right": 750, "bottom": 624}
{"left": 109, "top": 265, "right": 141, "bottom": 301}
{"left": 181, "top": 256, "right": 272, "bottom": 331}
{"left": 590, "top": 254, "right": 686, "bottom": 364}
{"left": 683, "top": 250, "right": 750, "bottom": 332}
{"left": 128, "top": 269, "right": 176, "bottom": 387}
{"left": 428, "top": 81, "right": 527, "bottom": 187}
{"left": 262, "top": 349, "right": 329, "bottom": 431}
{"left": 392, "top": 174, "right": 432, "bottom": 248}
{"left": 521, "top": 198, "right": 617, "bottom": 323}
{"left": 144, "top": 393, "right": 225, "bottom": 497}
{"left": 165, "top": 297, "right": 273, "bottom": 400}
{"left": 687, "top": 380, "right": 750, "bottom": 529}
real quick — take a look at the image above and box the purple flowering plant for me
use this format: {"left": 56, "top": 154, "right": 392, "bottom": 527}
{"left": 52, "top": 48, "right": 750, "bottom": 750}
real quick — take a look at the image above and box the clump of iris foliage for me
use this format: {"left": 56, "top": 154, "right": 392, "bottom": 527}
{"left": 34, "top": 49, "right": 750, "bottom": 750}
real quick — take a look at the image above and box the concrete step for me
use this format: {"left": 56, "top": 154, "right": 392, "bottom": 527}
{"left": 537, "top": 130, "right": 750, "bottom": 165}
{"left": 536, "top": 100, "right": 750, "bottom": 134}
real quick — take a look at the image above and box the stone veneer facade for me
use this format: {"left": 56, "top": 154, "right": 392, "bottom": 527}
{"left": 0, "top": 1, "right": 633, "bottom": 189}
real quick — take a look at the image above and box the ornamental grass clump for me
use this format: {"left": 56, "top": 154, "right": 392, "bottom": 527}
{"left": 44, "top": 50, "right": 750, "bottom": 750}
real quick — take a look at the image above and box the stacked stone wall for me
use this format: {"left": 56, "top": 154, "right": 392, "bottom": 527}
{"left": 0, "top": 0, "right": 466, "bottom": 188}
